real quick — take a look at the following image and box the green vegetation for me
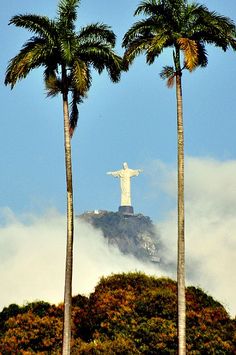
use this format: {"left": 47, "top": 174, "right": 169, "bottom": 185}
{"left": 0, "top": 273, "right": 235, "bottom": 354}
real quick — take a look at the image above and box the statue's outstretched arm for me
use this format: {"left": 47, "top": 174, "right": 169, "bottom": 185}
{"left": 130, "top": 169, "right": 143, "bottom": 177}
{"left": 107, "top": 171, "right": 120, "bottom": 177}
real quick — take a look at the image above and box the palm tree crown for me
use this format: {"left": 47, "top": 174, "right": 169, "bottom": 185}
{"left": 5, "top": 0, "right": 122, "bottom": 134}
{"left": 123, "top": 0, "right": 236, "bottom": 73}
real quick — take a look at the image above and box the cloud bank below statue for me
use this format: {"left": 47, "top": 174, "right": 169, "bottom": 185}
{"left": 0, "top": 208, "right": 164, "bottom": 311}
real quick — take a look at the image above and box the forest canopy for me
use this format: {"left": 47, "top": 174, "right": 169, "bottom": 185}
{"left": 0, "top": 272, "right": 235, "bottom": 354}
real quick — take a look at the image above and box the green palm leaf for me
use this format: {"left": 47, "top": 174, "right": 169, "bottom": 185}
{"left": 9, "top": 15, "right": 56, "bottom": 44}
{"left": 5, "top": 37, "right": 49, "bottom": 88}
{"left": 78, "top": 23, "right": 116, "bottom": 47}
{"left": 71, "top": 59, "right": 91, "bottom": 94}
{"left": 57, "top": 0, "right": 79, "bottom": 30}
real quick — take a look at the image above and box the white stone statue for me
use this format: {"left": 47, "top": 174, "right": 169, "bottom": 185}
{"left": 107, "top": 162, "right": 143, "bottom": 206}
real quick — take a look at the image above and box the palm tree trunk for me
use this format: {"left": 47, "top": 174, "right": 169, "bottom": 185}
{"left": 62, "top": 68, "right": 74, "bottom": 355}
{"left": 175, "top": 49, "right": 186, "bottom": 355}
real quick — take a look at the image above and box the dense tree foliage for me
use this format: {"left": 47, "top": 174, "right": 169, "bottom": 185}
{"left": 0, "top": 273, "right": 235, "bottom": 354}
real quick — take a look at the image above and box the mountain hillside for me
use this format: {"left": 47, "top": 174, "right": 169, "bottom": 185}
{"left": 0, "top": 273, "right": 235, "bottom": 354}
{"left": 78, "top": 210, "right": 161, "bottom": 262}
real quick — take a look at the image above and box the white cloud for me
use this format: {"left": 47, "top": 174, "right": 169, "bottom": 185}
{"left": 153, "top": 156, "right": 236, "bottom": 316}
{"left": 0, "top": 208, "right": 164, "bottom": 310}
{"left": 0, "top": 208, "right": 66, "bottom": 308}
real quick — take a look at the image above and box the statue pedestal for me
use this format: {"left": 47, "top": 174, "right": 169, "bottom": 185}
{"left": 118, "top": 206, "right": 134, "bottom": 215}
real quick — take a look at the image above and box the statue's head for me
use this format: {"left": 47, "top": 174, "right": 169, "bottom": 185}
{"left": 123, "top": 162, "right": 128, "bottom": 169}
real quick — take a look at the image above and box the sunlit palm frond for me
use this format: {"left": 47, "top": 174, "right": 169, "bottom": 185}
{"left": 71, "top": 59, "right": 90, "bottom": 95}
{"left": 177, "top": 38, "right": 198, "bottom": 71}
{"left": 123, "top": 37, "right": 153, "bottom": 66}
{"left": 60, "top": 38, "right": 73, "bottom": 63}
{"left": 146, "top": 32, "right": 169, "bottom": 64}
{"left": 5, "top": 37, "right": 48, "bottom": 88}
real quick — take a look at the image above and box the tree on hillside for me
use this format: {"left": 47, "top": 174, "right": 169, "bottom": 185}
{"left": 122, "top": 1, "right": 236, "bottom": 353}
{"left": 5, "top": 0, "right": 122, "bottom": 353}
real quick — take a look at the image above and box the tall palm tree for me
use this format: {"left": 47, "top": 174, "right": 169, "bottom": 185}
{"left": 5, "top": 0, "right": 122, "bottom": 353}
{"left": 122, "top": 0, "right": 236, "bottom": 353}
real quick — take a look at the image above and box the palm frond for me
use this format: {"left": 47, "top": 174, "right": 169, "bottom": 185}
{"left": 5, "top": 37, "right": 49, "bottom": 88}
{"left": 71, "top": 59, "right": 91, "bottom": 95}
{"left": 123, "top": 18, "right": 156, "bottom": 48}
{"left": 57, "top": 0, "right": 79, "bottom": 30}
{"left": 146, "top": 32, "right": 169, "bottom": 64}
{"left": 78, "top": 23, "right": 116, "bottom": 47}
{"left": 228, "top": 37, "right": 236, "bottom": 51}
{"left": 134, "top": 0, "right": 161, "bottom": 17}
{"left": 166, "top": 75, "right": 175, "bottom": 88}
{"left": 123, "top": 19, "right": 170, "bottom": 66}
{"left": 60, "top": 38, "right": 73, "bottom": 63}
{"left": 160, "top": 65, "right": 175, "bottom": 88}
{"left": 44, "top": 70, "right": 62, "bottom": 97}
{"left": 9, "top": 15, "right": 56, "bottom": 44}
{"left": 196, "top": 42, "right": 208, "bottom": 67}
{"left": 106, "top": 53, "right": 124, "bottom": 82}
{"left": 186, "top": 3, "right": 236, "bottom": 52}
{"left": 177, "top": 37, "right": 198, "bottom": 71}
{"left": 160, "top": 65, "right": 174, "bottom": 79}
{"left": 69, "top": 89, "right": 82, "bottom": 136}
{"left": 123, "top": 37, "right": 153, "bottom": 65}
{"left": 79, "top": 42, "right": 123, "bottom": 82}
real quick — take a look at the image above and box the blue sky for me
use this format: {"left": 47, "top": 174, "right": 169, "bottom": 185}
{"left": 1, "top": 0, "right": 236, "bottom": 220}
{"left": 0, "top": 1, "right": 236, "bottom": 314}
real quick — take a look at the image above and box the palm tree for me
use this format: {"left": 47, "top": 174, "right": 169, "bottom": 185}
{"left": 122, "top": 1, "right": 236, "bottom": 353}
{"left": 5, "top": 0, "right": 122, "bottom": 353}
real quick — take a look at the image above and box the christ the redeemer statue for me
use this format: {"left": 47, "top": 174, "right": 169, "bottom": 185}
{"left": 107, "top": 162, "right": 143, "bottom": 214}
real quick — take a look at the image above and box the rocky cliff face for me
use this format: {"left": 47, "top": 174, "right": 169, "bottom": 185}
{"left": 78, "top": 210, "right": 161, "bottom": 263}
